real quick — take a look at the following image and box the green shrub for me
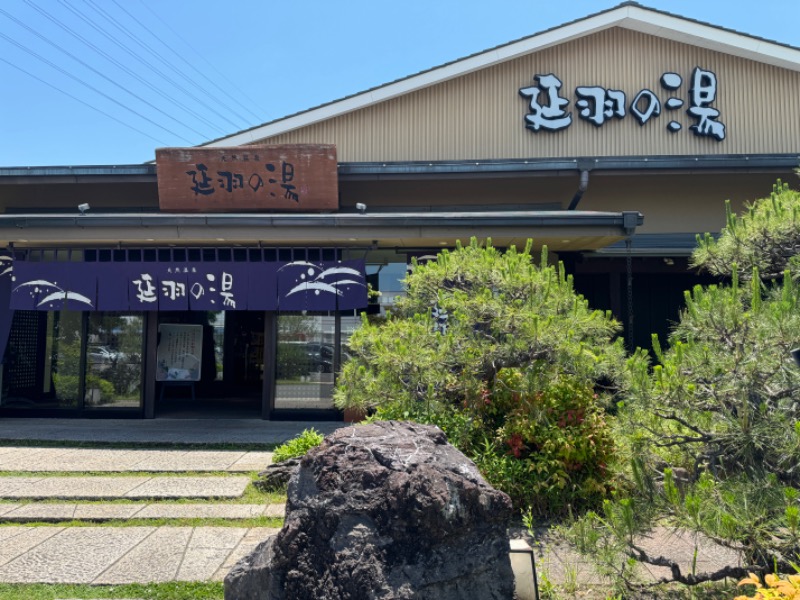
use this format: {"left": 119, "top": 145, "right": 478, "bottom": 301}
{"left": 482, "top": 371, "right": 615, "bottom": 514}
{"left": 273, "top": 428, "right": 325, "bottom": 463}
{"left": 374, "top": 371, "right": 615, "bottom": 515}
{"left": 53, "top": 373, "right": 114, "bottom": 402}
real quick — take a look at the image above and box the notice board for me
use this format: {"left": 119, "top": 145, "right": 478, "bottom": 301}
{"left": 156, "top": 324, "right": 203, "bottom": 382}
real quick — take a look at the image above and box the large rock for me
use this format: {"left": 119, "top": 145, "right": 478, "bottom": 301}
{"left": 254, "top": 457, "right": 300, "bottom": 492}
{"left": 225, "top": 420, "right": 514, "bottom": 600}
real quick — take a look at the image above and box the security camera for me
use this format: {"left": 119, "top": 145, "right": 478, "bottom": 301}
{"left": 791, "top": 348, "right": 800, "bottom": 368}
{"left": 355, "top": 203, "right": 367, "bottom": 214}
{"left": 78, "top": 203, "right": 90, "bottom": 215}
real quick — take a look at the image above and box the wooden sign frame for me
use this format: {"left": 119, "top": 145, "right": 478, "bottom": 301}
{"left": 156, "top": 145, "right": 338, "bottom": 212}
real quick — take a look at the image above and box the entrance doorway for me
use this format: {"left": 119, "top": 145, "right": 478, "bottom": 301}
{"left": 155, "top": 311, "right": 263, "bottom": 418}
{"left": 273, "top": 314, "right": 337, "bottom": 412}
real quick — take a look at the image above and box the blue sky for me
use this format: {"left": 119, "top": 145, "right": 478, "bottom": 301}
{"left": 1, "top": 0, "right": 798, "bottom": 167}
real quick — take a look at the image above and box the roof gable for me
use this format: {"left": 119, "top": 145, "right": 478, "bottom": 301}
{"left": 203, "top": 2, "right": 800, "bottom": 148}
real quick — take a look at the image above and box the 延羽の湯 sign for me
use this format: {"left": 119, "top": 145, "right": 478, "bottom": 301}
{"left": 519, "top": 67, "right": 726, "bottom": 141}
{"left": 156, "top": 145, "right": 338, "bottom": 212}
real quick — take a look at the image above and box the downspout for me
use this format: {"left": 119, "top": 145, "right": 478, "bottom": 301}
{"left": 567, "top": 170, "right": 590, "bottom": 210}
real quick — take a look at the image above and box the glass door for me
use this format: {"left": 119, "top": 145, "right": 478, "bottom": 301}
{"left": 84, "top": 312, "right": 144, "bottom": 409}
{"left": 274, "top": 314, "right": 336, "bottom": 411}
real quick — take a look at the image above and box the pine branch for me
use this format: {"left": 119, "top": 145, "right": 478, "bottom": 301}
{"left": 627, "top": 543, "right": 759, "bottom": 586}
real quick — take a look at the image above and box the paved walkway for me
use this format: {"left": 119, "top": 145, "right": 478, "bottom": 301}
{"left": 0, "top": 447, "right": 274, "bottom": 472}
{"left": 519, "top": 526, "right": 743, "bottom": 587}
{"left": 0, "top": 525, "right": 279, "bottom": 583}
{"left": 0, "top": 432, "right": 745, "bottom": 593}
{"left": 0, "top": 417, "right": 346, "bottom": 445}
{"left": 0, "top": 475, "right": 250, "bottom": 499}
{"left": 0, "top": 442, "right": 289, "bottom": 588}
{"left": 0, "top": 502, "right": 285, "bottom": 521}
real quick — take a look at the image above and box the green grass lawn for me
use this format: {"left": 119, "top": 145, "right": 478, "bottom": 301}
{"left": 0, "top": 581, "right": 224, "bottom": 599}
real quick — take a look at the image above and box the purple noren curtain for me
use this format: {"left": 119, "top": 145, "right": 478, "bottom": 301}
{"left": 6, "top": 258, "right": 368, "bottom": 318}
{"left": 0, "top": 253, "right": 12, "bottom": 364}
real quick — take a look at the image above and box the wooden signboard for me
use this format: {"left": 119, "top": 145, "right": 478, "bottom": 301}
{"left": 156, "top": 145, "right": 338, "bottom": 212}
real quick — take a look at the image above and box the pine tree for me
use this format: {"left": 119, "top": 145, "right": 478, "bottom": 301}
{"left": 578, "top": 181, "right": 800, "bottom": 589}
{"left": 335, "top": 238, "right": 632, "bottom": 514}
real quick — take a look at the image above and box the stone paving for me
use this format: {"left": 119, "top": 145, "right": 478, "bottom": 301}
{"left": 0, "top": 434, "right": 746, "bottom": 591}
{"left": 520, "top": 526, "right": 744, "bottom": 587}
{"left": 0, "top": 502, "right": 286, "bottom": 521}
{"left": 0, "top": 525, "right": 280, "bottom": 583}
{"left": 0, "top": 442, "right": 287, "bottom": 586}
{"left": 0, "top": 417, "right": 346, "bottom": 445}
{"left": 0, "top": 475, "right": 250, "bottom": 499}
{"left": 0, "top": 447, "right": 274, "bottom": 472}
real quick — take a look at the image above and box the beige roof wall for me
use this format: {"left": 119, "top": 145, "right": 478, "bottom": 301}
{"left": 339, "top": 170, "right": 793, "bottom": 236}
{"left": 255, "top": 27, "right": 800, "bottom": 161}
{"left": 580, "top": 171, "right": 790, "bottom": 235}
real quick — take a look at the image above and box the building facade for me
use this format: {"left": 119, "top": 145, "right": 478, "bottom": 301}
{"left": 0, "top": 3, "right": 797, "bottom": 419}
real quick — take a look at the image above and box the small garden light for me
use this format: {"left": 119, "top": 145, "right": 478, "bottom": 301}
{"left": 791, "top": 348, "right": 800, "bottom": 368}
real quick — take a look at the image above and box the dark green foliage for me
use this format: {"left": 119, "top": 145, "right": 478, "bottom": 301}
{"left": 477, "top": 372, "right": 616, "bottom": 514}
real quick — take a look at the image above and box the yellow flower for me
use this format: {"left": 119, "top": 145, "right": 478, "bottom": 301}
{"left": 774, "top": 581, "right": 798, "bottom": 597}
{"left": 739, "top": 573, "right": 763, "bottom": 587}
{"left": 766, "top": 573, "right": 782, "bottom": 587}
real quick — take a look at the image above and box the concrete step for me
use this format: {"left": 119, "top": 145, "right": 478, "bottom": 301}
{"left": 0, "top": 525, "right": 535, "bottom": 590}
{"left": 0, "top": 476, "right": 250, "bottom": 500}
{"left": 0, "top": 525, "right": 277, "bottom": 584}
{"left": 0, "top": 502, "right": 285, "bottom": 522}
{"left": 0, "top": 447, "right": 274, "bottom": 472}
{"left": 0, "top": 418, "right": 346, "bottom": 445}
{"left": 0, "top": 521, "right": 742, "bottom": 591}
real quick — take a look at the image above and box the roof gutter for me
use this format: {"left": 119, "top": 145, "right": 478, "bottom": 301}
{"left": 337, "top": 154, "right": 800, "bottom": 178}
{"left": 0, "top": 154, "right": 795, "bottom": 183}
{"left": 567, "top": 170, "right": 590, "bottom": 210}
{"left": 0, "top": 210, "right": 643, "bottom": 231}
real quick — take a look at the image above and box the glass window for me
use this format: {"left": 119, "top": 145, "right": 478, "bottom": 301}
{"left": 48, "top": 311, "right": 84, "bottom": 406}
{"left": 340, "top": 314, "right": 360, "bottom": 370}
{"left": 84, "top": 313, "right": 144, "bottom": 409}
{"left": 343, "top": 249, "right": 409, "bottom": 316}
{"left": 212, "top": 312, "right": 225, "bottom": 382}
{"left": 1, "top": 310, "right": 82, "bottom": 409}
{"left": 274, "top": 314, "right": 335, "bottom": 410}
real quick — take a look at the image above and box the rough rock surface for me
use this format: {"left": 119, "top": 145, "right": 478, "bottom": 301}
{"left": 254, "top": 457, "right": 300, "bottom": 492}
{"left": 225, "top": 420, "right": 514, "bottom": 600}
